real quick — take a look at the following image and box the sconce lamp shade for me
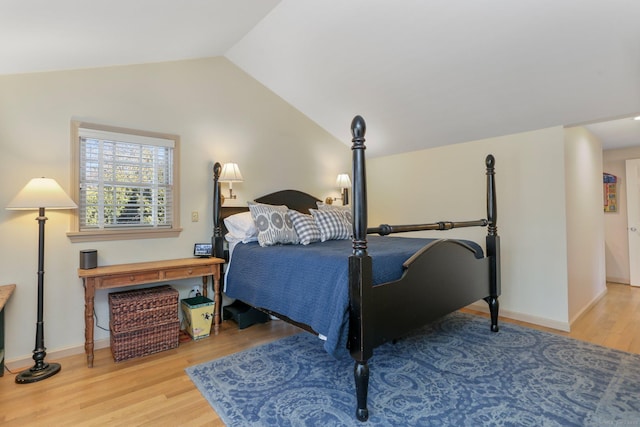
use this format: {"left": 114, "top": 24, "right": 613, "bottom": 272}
{"left": 6, "top": 178, "right": 77, "bottom": 210}
{"left": 219, "top": 163, "right": 244, "bottom": 183}
{"left": 336, "top": 174, "right": 352, "bottom": 189}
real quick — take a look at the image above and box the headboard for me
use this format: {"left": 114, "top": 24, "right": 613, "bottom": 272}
{"left": 254, "top": 189, "right": 321, "bottom": 214}
{"left": 213, "top": 184, "right": 321, "bottom": 259}
{"left": 219, "top": 189, "right": 321, "bottom": 223}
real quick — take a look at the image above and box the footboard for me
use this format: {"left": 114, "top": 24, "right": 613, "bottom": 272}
{"left": 370, "top": 239, "right": 491, "bottom": 347}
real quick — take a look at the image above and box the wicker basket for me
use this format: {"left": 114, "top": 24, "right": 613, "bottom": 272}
{"left": 110, "top": 319, "right": 180, "bottom": 362}
{"left": 109, "top": 285, "right": 179, "bottom": 333}
{"left": 108, "top": 285, "right": 180, "bottom": 362}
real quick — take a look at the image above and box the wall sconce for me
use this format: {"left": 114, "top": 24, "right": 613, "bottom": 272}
{"left": 325, "top": 173, "right": 352, "bottom": 206}
{"left": 219, "top": 163, "right": 243, "bottom": 200}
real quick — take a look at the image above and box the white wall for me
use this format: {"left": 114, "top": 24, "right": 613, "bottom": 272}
{"left": 0, "top": 57, "right": 350, "bottom": 362}
{"left": 564, "top": 127, "right": 606, "bottom": 323}
{"left": 367, "top": 126, "right": 572, "bottom": 330}
{"left": 602, "top": 146, "right": 640, "bottom": 284}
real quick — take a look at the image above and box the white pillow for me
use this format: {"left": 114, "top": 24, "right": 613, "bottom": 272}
{"left": 224, "top": 211, "right": 258, "bottom": 243}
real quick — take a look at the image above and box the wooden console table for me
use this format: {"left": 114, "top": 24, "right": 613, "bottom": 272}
{"left": 78, "top": 257, "right": 224, "bottom": 368}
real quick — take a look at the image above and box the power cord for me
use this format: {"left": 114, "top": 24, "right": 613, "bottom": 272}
{"left": 93, "top": 307, "right": 110, "bottom": 332}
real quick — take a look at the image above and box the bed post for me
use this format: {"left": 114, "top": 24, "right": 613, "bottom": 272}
{"left": 212, "top": 162, "right": 224, "bottom": 259}
{"left": 484, "top": 154, "right": 501, "bottom": 332}
{"left": 348, "top": 115, "right": 373, "bottom": 422}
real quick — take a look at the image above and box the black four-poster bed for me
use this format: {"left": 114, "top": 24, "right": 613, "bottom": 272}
{"left": 211, "top": 115, "right": 500, "bottom": 422}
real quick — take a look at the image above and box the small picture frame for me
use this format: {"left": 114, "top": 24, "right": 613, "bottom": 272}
{"left": 193, "top": 243, "right": 212, "bottom": 257}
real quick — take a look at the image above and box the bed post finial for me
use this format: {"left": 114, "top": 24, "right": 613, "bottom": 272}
{"left": 351, "top": 115, "right": 366, "bottom": 140}
{"left": 486, "top": 154, "right": 495, "bottom": 168}
{"left": 212, "top": 162, "right": 223, "bottom": 258}
{"left": 213, "top": 162, "right": 222, "bottom": 184}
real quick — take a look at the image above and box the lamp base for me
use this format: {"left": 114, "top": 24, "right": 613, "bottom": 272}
{"left": 15, "top": 362, "right": 61, "bottom": 384}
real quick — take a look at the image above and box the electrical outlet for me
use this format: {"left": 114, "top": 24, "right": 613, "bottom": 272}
{"left": 192, "top": 285, "right": 201, "bottom": 294}
{"left": 191, "top": 211, "right": 199, "bottom": 222}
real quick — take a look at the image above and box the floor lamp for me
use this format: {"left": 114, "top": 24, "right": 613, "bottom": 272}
{"left": 6, "top": 177, "right": 77, "bottom": 384}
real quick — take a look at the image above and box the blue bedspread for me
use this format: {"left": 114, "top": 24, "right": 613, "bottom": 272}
{"left": 225, "top": 236, "right": 482, "bottom": 358}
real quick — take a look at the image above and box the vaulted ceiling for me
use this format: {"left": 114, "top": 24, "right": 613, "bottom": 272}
{"left": 2, "top": 0, "right": 639, "bottom": 156}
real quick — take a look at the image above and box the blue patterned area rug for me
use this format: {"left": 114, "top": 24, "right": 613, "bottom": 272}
{"left": 186, "top": 312, "right": 640, "bottom": 426}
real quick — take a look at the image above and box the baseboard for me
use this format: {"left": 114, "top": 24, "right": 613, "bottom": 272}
{"left": 466, "top": 302, "right": 571, "bottom": 332}
{"left": 569, "top": 286, "right": 608, "bottom": 327}
{"left": 606, "top": 276, "right": 629, "bottom": 285}
{"left": 5, "top": 337, "right": 110, "bottom": 372}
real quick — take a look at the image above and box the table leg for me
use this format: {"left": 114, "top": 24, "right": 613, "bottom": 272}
{"left": 213, "top": 268, "right": 221, "bottom": 335}
{"left": 84, "top": 280, "right": 95, "bottom": 368}
{"left": 201, "top": 276, "right": 208, "bottom": 298}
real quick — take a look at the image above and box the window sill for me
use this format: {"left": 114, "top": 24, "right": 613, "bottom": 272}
{"left": 67, "top": 228, "right": 183, "bottom": 243}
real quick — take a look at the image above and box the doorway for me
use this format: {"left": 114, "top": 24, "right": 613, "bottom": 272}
{"left": 626, "top": 158, "right": 640, "bottom": 287}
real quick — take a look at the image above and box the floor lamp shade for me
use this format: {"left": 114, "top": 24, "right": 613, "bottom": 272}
{"left": 6, "top": 177, "right": 76, "bottom": 384}
{"left": 6, "top": 178, "right": 77, "bottom": 210}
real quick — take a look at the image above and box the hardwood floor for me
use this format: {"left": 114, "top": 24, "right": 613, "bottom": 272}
{"left": 0, "top": 320, "right": 300, "bottom": 427}
{"left": 1, "top": 282, "right": 639, "bottom": 426}
{"left": 465, "top": 282, "right": 640, "bottom": 355}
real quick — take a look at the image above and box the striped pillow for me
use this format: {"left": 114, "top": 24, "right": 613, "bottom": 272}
{"left": 317, "top": 202, "right": 352, "bottom": 224}
{"left": 288, "top": 210, "right": 321, "bottom": 245}
{"left": 310, "top": 209, "right": 351, "bottom": 242}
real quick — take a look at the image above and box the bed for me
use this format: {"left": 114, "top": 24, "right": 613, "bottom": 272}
{"left": 212, "top": 115, "right": 500, "bottom": 421}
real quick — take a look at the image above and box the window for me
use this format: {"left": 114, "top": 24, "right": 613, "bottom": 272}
{"left": 68, "top": 121, "right": 181, "bottom": 242}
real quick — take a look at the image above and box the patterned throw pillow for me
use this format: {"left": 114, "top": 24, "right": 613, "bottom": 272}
{"left": 248, "top": 202, "right": 298, "bottom": 247}
{"left": 310, "top": 209, "right": 351, "bottom": 242}
{"left": 316, "top": 202, "right": 353, "bottom": 224}
{"left": 288, "top": 210, "right": 322, "bottom": 245}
